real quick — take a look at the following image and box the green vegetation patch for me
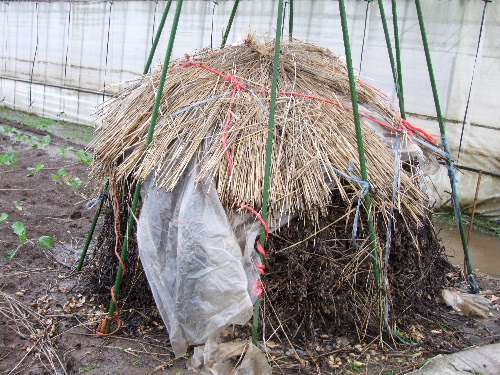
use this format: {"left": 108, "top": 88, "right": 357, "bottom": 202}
{"left": 0, "top": 106, "right": 95, "bottom": 145}
{"left": 433, "top": 211, "right": 500, "bottom": 236}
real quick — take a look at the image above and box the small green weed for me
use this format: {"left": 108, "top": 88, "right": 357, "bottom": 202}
{"left": 11, "top": 129, "right": 29, "bottom": 144}
{"left": 78, "top": 362, "right": 98, "bottom": 373}
{"left": 0, "top": 125, "right": 14, "bottom": 133}
{"left": 1, "top": 150, "right": 19, "bottom": 166}
{"left": 12, "top": 221, "right": 27, "bottom": 241}
{"left": 52, "top": 168, "right": 83, "bottom": 189}
{"left": 435, "top": 320, "right": 451, "bottom": 331}
{"left": 27, "top": 163, "right": 44, "bottom": 176}
{"left": 30, "top": 135, "right": 40, "bottom": 147}
{"left": 73, "top": 149, "right": 93, "bottom": 163}
{"left": 0, "top": 213, "right": 8, "bottom": 223}
{"left": 434, "top": 211, "right": 500, "bottom": 236}
{"left": 56, "top": 146, "right": 74, "bottom": 157}
{"left": 24, "top": 115, "right": 57, "bottom": 129}
{"left": 3, "top": 220, "right": 54, "bottom": 259}
{"left": 41, "top": 135, "right": 51, "bottom": 146}
{"left": 349, "top": 360, "right": 364, "bottom": 371}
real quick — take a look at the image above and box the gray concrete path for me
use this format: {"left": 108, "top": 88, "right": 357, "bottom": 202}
{"left": 408, "top": 343, "right": 500, "bottom": 375}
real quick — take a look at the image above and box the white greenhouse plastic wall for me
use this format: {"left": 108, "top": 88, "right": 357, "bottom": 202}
{"left": 0, "top": 0, "right": 499, "bottom": 218}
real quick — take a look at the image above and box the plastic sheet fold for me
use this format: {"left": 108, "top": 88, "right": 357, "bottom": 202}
{"left": 137, "top": 161, "right": 257, "bottom": 357}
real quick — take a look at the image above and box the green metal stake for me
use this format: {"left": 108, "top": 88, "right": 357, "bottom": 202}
{"left": 390, "top": 0, "right": 406, "bottom": 118}
{"left": 76, "top": 0, "right": 173, "bottom": 273}
{"left": 376, "top": 0, "right": 400, "bottom": 114}
{"left": 338, "top": 0, "right": 381, "bottom": 286}
{"left": 144, "top": 0, "right": 174, "bottom": 74}
{"left": 252, "top": 0, "right": 285, "bottom": 347}
{"left": 76, "top": 187, "right": 105, "bottom": 272}
{"left": 289, "top": 0, "right": 294, "bottom": 40}
{"left": 106, "top": 0, "right": 185, "bottom": 331}
{"left": 414, "top": 0, "right": 478, "bottom": 293}
{"left": 221, "top": 0, "right": 240, "bottom": 48}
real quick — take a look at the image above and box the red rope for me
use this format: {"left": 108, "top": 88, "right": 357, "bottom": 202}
{"left": 235, "top": 201, "right": 269, "bottom": 239}
{"left": 236, "top": 201, "right": 269, "bottom": 296}
{"left": 361, "top": 79, "right": 438, "bottom": 143}
{"left": 96, "top": 190, "right": 124, "bottom": 336}
{"left": 181, "top": 61, "right": 438, "bottom": 143}
{"left": 95, "top": 286, "right": 123, "bottom": 336}
{"left": 179, "top": 61, "right": 440, "bottom": 298}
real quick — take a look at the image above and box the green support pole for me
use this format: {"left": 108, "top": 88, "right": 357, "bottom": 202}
{"left": 144, "top": 0, "right": 174, "bottom": 74}
{"left": 414, "top": 0, "right": 478, "bottom": 293}
{"left": 390, "top": 0, "right": 406, "bottom": 118}
{"left": 252, "top": 0, "right": 285, "bottom": 347}
{"left": 289, "top": 0, "right": 294, "bottom": 39}
{"left": 221, "top": 0, "right": 240, "bottom": 48}
{"left": 339, "top": 0, "right": 387, "bottom": 342}
{"left": 76, "top": 1, "right": 173, "bottom": 273}
{"left": 338, "top": 0, "right": 380, "bottom": 286}
{"left": 376, "top": 0, "right": 399, "bottom": 113}
{"left": 76, "top": 189, "right": 105, "bottom": 272}
{"left": 106, "top": 0, "right": 185, "bottom": 330}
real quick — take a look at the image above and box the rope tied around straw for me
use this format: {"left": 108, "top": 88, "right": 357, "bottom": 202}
{"left": 236, "top": 201, "right": 269, "bottom": 297}
{"left": 180, "top": 60, "right": 437, "bottom": 145}
{"left": 92, "top": 38, "right": 433, "bottom": 247}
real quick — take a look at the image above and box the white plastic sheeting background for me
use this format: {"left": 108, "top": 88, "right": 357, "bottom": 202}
{"left": 0, "top": 0, "right": 498, "bottom": 216}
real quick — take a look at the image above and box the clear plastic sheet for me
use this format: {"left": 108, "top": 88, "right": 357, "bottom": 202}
{"left": 137, "top": 161, "right": 256, "bottom": 357}
{"left": 186, "top": 339, "right": 272, "bottom": 375}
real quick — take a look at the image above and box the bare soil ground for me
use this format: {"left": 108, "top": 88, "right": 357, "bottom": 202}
{"left": 0, "top": 118, "right": 499, "bottom": 375}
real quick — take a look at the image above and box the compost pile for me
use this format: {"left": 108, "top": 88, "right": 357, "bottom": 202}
{"left": 86, "top": 36, "right": 452, "bottom": 351}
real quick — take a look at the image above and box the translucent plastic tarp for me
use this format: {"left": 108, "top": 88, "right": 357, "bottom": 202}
{"left": 187, "top": 338, "right": 272, "bottom": 375}
{"left": 137, "top": 160, "right": 262, "bottom": 358}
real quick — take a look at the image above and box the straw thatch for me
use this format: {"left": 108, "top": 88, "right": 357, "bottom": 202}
{"left": 91, "top": 35, "right": 429, "bottom": 225}
{"left": 86, "top": 36, "right": 453, "bottom": 353}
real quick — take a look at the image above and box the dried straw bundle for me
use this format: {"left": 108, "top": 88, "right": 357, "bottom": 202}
{"left": 91, "top": 36, "right": 428, "bottom": 224}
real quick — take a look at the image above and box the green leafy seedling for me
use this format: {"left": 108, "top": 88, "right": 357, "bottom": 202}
{"left": 30, "top": 135, "right": 40, "bottom": 147}
{"left": 67, "top": 177, "right": 83, "bottom": 190}
{"left": 52, "top": 168, "right": 82, "bottom": 190}
{"left": 39, "top": 236, "right": 54, "bottom": 248}
{"left": 4, "top": 251, "right": 18, "bottom": 259}
{"left": 27, "top": 163, "right": 44, "bottom": 176}
{"left": 0, "top": 125, "right": 14, "bottom": 133}
{"left": 52, "top": 168, "right": 67, "bottom": 181}
{"left": 41, "top": 135, "right": 51, "bottom": 146}
{"left": 0, "top": 213, "right": 8, "bottom": 223}
{"left": 4, "top": 221, "right": 54, "bottom": 259}
{"left": 1, "top": 150, "right": 19, "bottom": 166}
{"left": 13, "top": 201, "right": 23, "bottom": 211}
{"left": 56, "top": 146, "right": 74, "bottom": 157}
{"left": 5, "top": 222, "right": 27, "bottom": 258}
{"left": 73, "top": 149, "right": 93, "bottom": 164}
{"left": 12, "top": 221, "right": 27, "bottom": 242}
{"left": 11, "top": 129, "right": 28, "bottom": 144}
